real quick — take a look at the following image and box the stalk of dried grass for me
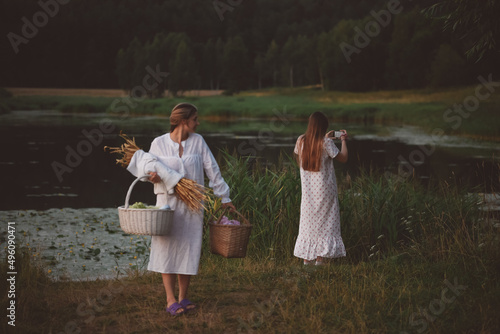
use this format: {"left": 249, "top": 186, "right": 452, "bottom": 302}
{"left": 104, "top": 132, "right": 140, "bottom": 167}
{"left": 174, "top": 178, "right": 209, "bottom": 212}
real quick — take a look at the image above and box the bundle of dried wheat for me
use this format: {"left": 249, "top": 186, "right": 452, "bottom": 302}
{"left": 174, "top": 178, "right": 209, "bottom": 212}
{"left": 105, "top": 132, "right": 208, "bottom": 211}
{"left": 104, "top": 132, "right": 140, "bottom": 168}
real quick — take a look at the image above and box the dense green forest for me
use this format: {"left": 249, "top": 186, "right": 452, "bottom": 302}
{"left": 1, "top": 0, "right": 498, "bottom": 93}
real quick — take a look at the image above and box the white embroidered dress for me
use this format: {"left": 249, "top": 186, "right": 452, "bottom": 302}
{"left": 147, "top": 133, "right": 231, "bottom": 275}
{"left": 293, "top": 136, "right": 346, "bottom": 261}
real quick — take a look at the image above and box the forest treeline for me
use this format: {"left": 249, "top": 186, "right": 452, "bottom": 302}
{"left": 1, "top": 0, "right": 498, "bottom": 94}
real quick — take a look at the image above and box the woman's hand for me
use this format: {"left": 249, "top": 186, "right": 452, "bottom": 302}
{"left": 326, "top": 130, "right": 348, "bottom": 140}
{"left": 334, "top": 130, "right": 348, "bottom": 163}
{"left": 148, "top": 172, "right": 161, "bottom": 183}
{"left": 222, "top": 202, "right": 236, "bottom": 212}
{"left": 339, "top": 129, "right": 348, "bottom": 141}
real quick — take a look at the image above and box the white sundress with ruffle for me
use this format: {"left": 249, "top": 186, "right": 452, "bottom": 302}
{"left": 293, "top": 136, "right": 346, "bottom": 261}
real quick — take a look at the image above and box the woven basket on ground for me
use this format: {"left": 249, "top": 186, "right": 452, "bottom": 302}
{"left": 118, "top": 176, "right": 174, "bottom": 236}
{"left": 209, "top": 208, "right": 252, "bottom": 258}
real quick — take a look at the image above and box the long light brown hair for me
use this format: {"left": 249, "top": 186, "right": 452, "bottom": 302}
{"left": 298, "top": 111, "right": 329, "bottom": 172}
{"left": 170, "top": 102, "right": 198, "bottom": 131}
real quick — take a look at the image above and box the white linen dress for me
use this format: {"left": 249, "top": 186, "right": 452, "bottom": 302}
{"left": 293, "top": 136, "right": 346, "bottom": 261}
{"left": 147, "top": 133, "right": 231, "bottom": 275}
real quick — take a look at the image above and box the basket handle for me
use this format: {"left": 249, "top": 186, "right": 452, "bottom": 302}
{"left": 212, "top": 206, "right": 250, "bottom": 226}
{"left": 124, "top": 176, "right": 151, "bottom": 209}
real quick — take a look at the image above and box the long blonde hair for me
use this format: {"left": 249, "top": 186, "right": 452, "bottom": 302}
{"left": 298, "top": 111, "right": 328, "bottom": 172}
{"left": 170, "top": 102, "right": 198, "bottom": 132}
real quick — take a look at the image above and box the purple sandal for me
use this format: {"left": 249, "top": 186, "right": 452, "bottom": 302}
{"left": 166, "top": 302, "right": 186, "bottom": 316}
{"left": 179, "top": 299, "right": 197, "bottom": 312}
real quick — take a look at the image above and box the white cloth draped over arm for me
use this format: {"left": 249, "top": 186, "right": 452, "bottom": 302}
{"left": 126, "top": 150, "right": 183, "bottom": 194}
{"left": 201, "top": 141, "right": 231, "bottom": 203}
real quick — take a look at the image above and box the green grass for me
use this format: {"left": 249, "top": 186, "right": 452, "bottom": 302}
{"left": 209, "top": 152, "right": 489, "bottom": 263}
{"left": 0, "top": 95, "right": 114, "bottom": 113}
{"left": 1, "top": 156, "right": 499, "bottom": 333}
{"left": 2, "top": 85, "right": 500, "bottom": 138}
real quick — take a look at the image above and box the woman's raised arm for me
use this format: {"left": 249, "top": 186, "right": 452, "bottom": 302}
{"left": 334, "top": 130, "right": 348, "bottom": 163}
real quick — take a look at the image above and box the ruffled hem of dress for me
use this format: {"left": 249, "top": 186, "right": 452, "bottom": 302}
{"left": 293, "top": 235, "right": 346, "bottom": 260}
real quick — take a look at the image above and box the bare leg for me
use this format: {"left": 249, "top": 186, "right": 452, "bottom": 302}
{"left": 178, "top": 274, "right": 191, "bottom": 301}
{"left": 162, "top": 273, "right": 177, "bottom": 307}
{"left": 178, "top": 274, "right": 196, "bottom": 310}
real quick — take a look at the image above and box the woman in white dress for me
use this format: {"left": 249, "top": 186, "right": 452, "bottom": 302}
{"left": 293, "top": 111, "right": 348, "bottom": 265}
{"left": 148, "top": 103, "right": 236, "bottom": 316}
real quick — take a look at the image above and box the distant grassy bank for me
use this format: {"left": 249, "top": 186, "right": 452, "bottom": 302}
{"left": 1, "top": 156, "right": 499, "bottom": 333}
{"left": 1, "top": 85, "right": 500, "bottom": 139}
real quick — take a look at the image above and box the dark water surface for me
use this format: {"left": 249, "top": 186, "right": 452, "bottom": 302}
{"left": 2, "top": 111, "right": 499, "bottom": 210}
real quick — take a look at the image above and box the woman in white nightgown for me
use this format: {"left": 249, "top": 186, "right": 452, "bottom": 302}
{"left": 293, "top": 111, "right": 348, "bottom": 265}
{"left": 148, "top": 103, "right": 236, "bottom": 316}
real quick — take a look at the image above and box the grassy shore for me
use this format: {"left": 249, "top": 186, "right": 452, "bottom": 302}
{"left": 1, "top": 156, "right": 499, "bottom": 333}
{"left": 2, "top": 85, "right": 500, "bottom": 139}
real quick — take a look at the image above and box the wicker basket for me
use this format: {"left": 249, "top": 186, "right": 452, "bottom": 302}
{"left": 209, "top": 208, "right": 252, "bottom": 258}
{"left": 118, "top": 176, "right": 174, "bottom": 236}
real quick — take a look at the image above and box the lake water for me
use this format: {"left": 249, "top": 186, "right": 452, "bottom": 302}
{"left": 1, "top": 110, "right": 498, "bottom": 280}
{"left": 1, "top": 110, "right": 499, "bottom": 211}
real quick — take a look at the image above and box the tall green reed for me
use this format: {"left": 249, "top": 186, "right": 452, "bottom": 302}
{"left": 340, "top": 172, "right": 482, "bottom": 261}
{"left": 204, "top": 151, "right": 485, "bottom": 263}
{"left": 203, "top": 151, "right": 301, "bottom": 262}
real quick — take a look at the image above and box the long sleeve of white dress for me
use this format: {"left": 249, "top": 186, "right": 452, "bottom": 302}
{"left": 201, "top": 138, "right": 231, "bottom": 203}
{"left": 126, "top": 149, "right": 184, "bottom": 194}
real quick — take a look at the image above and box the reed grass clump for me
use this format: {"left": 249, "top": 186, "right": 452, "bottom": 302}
{"left": 211, "top": 151, "right": 487, "bottom": 263}
{"left": 204, "top": 152, "right": 301, "bottom": 262}
{"left": 339, "top": 172, "right": 483, "bottom": 261}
